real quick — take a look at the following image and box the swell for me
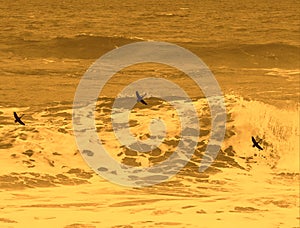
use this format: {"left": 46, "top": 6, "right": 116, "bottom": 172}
{"left": 3, "top": 35, "right": 145, "bottom": 59}
{"left": 183, "top": 42, "right": 300, "bottom": 69}
{"left": 3, "top": 35, "right": 299, "bottom": 69}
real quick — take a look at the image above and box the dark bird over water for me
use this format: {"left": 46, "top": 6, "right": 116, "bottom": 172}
{"left": 136, "top": 91, "right": 147, "bottom": 105}
{"left": 252, "top": 136, "right": 263, "bottom": 150}
{"left": 14, "top": 112, "right": 25, "bottom": 125}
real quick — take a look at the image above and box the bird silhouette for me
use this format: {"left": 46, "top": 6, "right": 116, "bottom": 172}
{"left": 252, "top": 136, "right": 263, "bottom": 150}
{"left": 136, "top": 91, "right": 147, "bottom": 105}
{"left": 14, "top": 112, "right": 25, "bottom": 125}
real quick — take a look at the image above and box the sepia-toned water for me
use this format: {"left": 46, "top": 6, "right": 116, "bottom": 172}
{"left": 0, "top": 0, "right": 299, "bottom": 227}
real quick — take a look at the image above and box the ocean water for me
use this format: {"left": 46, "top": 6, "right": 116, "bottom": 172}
{"left": 0, "top": 0, "right": 299, "bottom": 108}
{"left": 0, "top": 0, "right": 299, "bottom": 227}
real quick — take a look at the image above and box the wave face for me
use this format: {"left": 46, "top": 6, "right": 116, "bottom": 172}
{"left": 3, "top": 35, "right": 144, "bottom": 59}
{"left": 0, "top": 94, "right": 298, "bottom": 189}
{"left": 223, "top": 95, "right": 299, "bottom": 173}
{"left": 185, "top": 42, "right": 300, "bottom": 69}
{"left": 2, "top": 35, "right": 299, "bottom": 68}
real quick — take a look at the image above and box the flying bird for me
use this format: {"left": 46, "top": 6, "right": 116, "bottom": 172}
{"left": 14, "top": 112, "right": 25, "bottom": 125}
{"left": 136, "top": 91, "right": 147, "bottom": 105}
{"left": 252, "top": 136, "right": 263, "bottom": 150}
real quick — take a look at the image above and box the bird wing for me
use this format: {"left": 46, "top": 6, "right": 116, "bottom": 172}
{"left": 251, "top": 136, "right": 256, "bottom": 144}
{"left": 141, "top": 99, "right": 147, "bottom": 105}
{"left": 18, "top": 119, "right": 25, "bottom": 125}
{"left": 13, "top": 112, "right": 18, "bottom": 119}
{"left": 256, "top": 144, "right": 263, "bottom": 150}
{"left": 136, "top": 91, "right": 141, "bottom": 99}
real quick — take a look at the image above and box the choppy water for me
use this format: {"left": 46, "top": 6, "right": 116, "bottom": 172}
{"left": 0, "top": 0, "right": 299, "bottom": 108}
{"left": 0, "top": 0, "right": 299, "bottom": 227}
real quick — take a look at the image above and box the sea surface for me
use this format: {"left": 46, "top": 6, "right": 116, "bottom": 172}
{"left": 0, "top": 0, "right": 299, "bottom": 227}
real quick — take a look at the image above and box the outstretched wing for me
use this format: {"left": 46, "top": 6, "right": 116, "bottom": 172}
{"left": 18, "top": 119, "right": 25, "bottom": 125}
{"left": 13, "top": 112, "right": 18, "bottom": 119}
{"left": 256, "top": 144, "right": 263, "bottom": 150}
{"left": 141, "top": 99, "right": 147, "bottom": 105}
{"left": 136, "top": 91, "right": 141, "bottom": 99}
{"left": 251, "top": 136, "right": 256, "bottom": 144}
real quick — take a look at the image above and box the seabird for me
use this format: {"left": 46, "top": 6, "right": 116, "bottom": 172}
{"left": 14, "top": 112, "right": 25, "bottom": 125}
{"left": 252, "top": 136, "right": 263, "bottom": 150}
{"left": 136, "top": 91, "right": 147, "bottom": 105}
